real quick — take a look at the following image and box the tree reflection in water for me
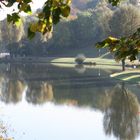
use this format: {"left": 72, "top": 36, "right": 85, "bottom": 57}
{"left": 26, "top": 81, "right": 53, "bottom": 105}
{"left": 103, "top": 83, "right": 140, "bottom": 140}
{"left": 0, "top": 76, "right": 26, "bottom": 104}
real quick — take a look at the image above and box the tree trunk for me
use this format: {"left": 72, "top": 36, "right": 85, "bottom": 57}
{"left": 122, "top": 59, "right": 125, "bottom": 71}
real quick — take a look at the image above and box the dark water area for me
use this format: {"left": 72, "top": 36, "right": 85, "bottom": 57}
{"left": 0, "top": 63, "right": 139, "bottom": 140}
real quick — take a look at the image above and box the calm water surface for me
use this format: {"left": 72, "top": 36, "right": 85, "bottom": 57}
{"left": 0, "top": 63, "right": 139, "bottom": 140}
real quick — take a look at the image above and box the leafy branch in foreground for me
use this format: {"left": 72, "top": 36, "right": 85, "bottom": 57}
{"left": 0, "top": 0, "right": 71, "bottom": 39}
{"left": 96, "top": 28, "right": 140, "bottom": 70}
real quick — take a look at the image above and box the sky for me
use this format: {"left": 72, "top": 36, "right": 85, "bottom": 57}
{"left": 0, "top": 0, "right": 47, "bottom": 20}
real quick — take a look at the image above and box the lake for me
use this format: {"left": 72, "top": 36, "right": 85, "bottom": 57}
{"left": 0, "top": 63, "right": 139, "bottom": 140}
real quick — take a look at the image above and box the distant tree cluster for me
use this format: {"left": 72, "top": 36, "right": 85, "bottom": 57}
{"left": 47, "top": 2, "right": 140, "bottom": 56}
{"left": 0, "top": 0, "right": 140, "bottom": 57}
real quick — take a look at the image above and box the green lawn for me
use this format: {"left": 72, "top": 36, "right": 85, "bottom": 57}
{"left": 51, "top": 57, "right": 140, "bottom": 83}
{"left": 50, "top": 57, "right": 123, "bottom": 70}
{"left": 111, "top": 70, "right": 140, "bottom": 83}
{"left": 51, "top": 57, "right": 119, "bottom": 65}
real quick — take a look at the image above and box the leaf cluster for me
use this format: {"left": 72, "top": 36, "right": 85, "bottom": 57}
{"left": 96, "top": 28, "right": 140, "bottom": 62}
{"left": 0, "top": 0, "right": 71, "bottom": 39}
{"left": 28, "top": 0, "right": 71, "bottom": 39}
{"left": 108, "top": 0, "right": 122, "bottom": 6}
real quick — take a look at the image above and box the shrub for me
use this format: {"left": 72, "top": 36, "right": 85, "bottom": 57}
{"left": 75, "top": 54, "right": 86, "bottom": 64}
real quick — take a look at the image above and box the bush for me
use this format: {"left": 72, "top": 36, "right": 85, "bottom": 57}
{"left": 75, "top": 54, "right": 86, "bottom": 64}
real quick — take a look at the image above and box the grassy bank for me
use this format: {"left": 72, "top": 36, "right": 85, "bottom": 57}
{"left": 50, "top": 57, "right": 123, "bottom": 70}
{"left": 51, "top": 57, "right": 119, "bottom": 65}
{"left": 51, "top": 57, "right": 140, "bottom": 83}
{"left": 111, "top": 70, "right": 140, "bottom": 83}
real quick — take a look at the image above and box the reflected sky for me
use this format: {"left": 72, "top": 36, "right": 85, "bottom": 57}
{"left": 0, "top": 100, "right": 115, "bottom": 140}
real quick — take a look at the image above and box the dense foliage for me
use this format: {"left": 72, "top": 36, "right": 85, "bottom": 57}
{"left": 0, "top": 0, "right": 71, "bottom": 39}
{"left": 96, "top": 3, "right": 140, "bottom": 67}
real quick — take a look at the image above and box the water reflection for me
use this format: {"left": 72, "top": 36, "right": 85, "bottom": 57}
{"left": 26, "top": 81, "right": 53, "bottom": 104}
{"left": 0, "top": 64, "right": 139, "bottom": 139}
{"left": 104, "top": 84, "right": 140, "bottom": 140}
{"left": 75, "top": 64, "right": 86, "bottom": 74}
{"left": 0, "top": 77, "right": 26, "bottom": 104}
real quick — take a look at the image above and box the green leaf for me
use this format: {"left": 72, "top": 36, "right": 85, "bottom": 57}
{"left": 15, "top": 18, "right": 22, "bottom": 26}
{"left": 20, "top": 3, "right": 32, "bottom": 14}
{"left": 23, "top": 0, "right": 32, "bottom": 3}
{"left": 129, "top": 55, "right": 136, "bottom": 61}
{"left": 6, "top": 0, "right": 16, "bottom": 7}
{"left": 25, "top": 5, "right": 32, "bottom": 14}
{"left": 7, "top": 13, "right": 21, "bottom": 26}
{"left": 61, "top": 6, "right": 70, "bottom": 17}
{"left": 52, "top": 8, "right": 61, "bottom": 24}
{"left": 108, "top": 0, "right": 120, "bottom": 6}
{"left": 28, "top": 27, "right": 36, "bottom": 39}
{"left": 7, "top": 14, "right": 12, "bottom": 23}
{"left": 30, "top": 23, "right": 38, "bottom": 32}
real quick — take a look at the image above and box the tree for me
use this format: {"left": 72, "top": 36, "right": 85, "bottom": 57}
{"left": 96, "top": 28, "right": 140, "bottom": 71}
{"left": 0, "top": 19, "right": 23, "bottom": 43}
{"left": 48, "top": 21, "right": 72, "bottom": 48}
{"left": 96, "top": 3, "right": 140, "bottom": 70}
{"left": 109, "top": 4, "right": 140, "bottom": 38}
{"left": 86, "top": 0, "right": 100, "bottom": 9}
{"left": 129, "top": 0, "right": 140, "bottom": 5}
{"left": 92, "top": 2, "right": 113, "bottom": 39}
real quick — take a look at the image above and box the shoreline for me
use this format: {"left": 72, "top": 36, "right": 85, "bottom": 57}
{"left": 0, "top": 56, "right": 119, "bottom": 65}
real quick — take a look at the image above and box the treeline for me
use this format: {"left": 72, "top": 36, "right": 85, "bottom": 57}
{"left": 0, "top": 0, "right": 140, "bottom": 57}
{"left": 48, "top": 1, "right": 140, "bottom": 56}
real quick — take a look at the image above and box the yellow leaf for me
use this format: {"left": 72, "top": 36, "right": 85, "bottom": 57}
{"left": 49, "top": 16, "right": 52, "bottom": 24}
{"left": 16, "top": 0, "right": 22, "bottom": 2}
{"left": 15, "top": 18, "right": 22, "bottom": 26}
{"left": 20, "top": 3, "right": 28, "bottom": 11}
{"left": 66, "top": 0, "right": 71, "bottom": 5}
{"left": 37, "top": 22, "right": 46, "bottom": 33}
{"left": 52, "top": 0, "right": 59, "bottom": 7}
{"left": 108, "top": 36, "right": 119, "bottom": 41}
{"left": 38, "top": 13, "right": 45, "bottom": 19}
{"left": 30, "top": 23, "right": 38, "bottom": 32}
